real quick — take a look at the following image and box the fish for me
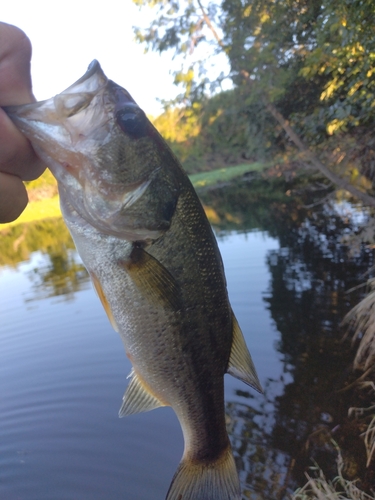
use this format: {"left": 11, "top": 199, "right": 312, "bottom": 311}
{"left": 5, "top": 60, "right": 262, "bottom": 500}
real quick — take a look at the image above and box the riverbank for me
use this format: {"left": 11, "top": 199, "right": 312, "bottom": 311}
{"left": 0, "top": 195, "right": 61, "bottom": 231}
{"left": 0, "top": 161, "right": 268, "bottom": 231}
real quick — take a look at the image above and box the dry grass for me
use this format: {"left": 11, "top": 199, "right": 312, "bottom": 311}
{"left": 294, "top": 383, "right": 375, "bottom": 500}
{"left": 343, "top": 283, "right": 375, "bottom": 470}
{"left": 349, "top": 382, "right": 375, "bottom": 468}
{"left": 292, "top": 453, "right": 373, "bottom": 500}
{"left": 343, "top": 278, "right": 375, "bottom": 371}
{"left": 363, "top": 412, "right": 375, "bottom": 468}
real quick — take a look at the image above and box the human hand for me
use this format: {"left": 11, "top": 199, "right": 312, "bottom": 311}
{"left": 0, "top": 22, "right": 45, "bottom": 223}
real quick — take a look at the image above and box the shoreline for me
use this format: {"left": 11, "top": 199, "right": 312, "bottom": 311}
{"left": 1, "top": 162, "right": 267, "bottom": 231}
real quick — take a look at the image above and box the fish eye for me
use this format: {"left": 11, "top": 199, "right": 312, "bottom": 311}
{"left": 116, "top": 107, "right": 148, "bottom": 139}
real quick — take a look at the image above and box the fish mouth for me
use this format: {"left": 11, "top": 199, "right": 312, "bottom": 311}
{"left": 4, "top": 60, "right": 108, "bottom": 124}
{"left": 63, "top": 60, "right": 105, "bottom": 94}
{"left": 4, "top": 60, "right": 166, "bottom": 240}
{"left": 3, "top": 60, "right": 115, "bottom": 183}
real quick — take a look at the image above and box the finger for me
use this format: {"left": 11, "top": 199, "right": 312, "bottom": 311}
{"left": 0, "top": 22, "right": 34, "bottom": 105}
{"left": 0, "top": 107, "right": 45, "bottom": 180}
{"left": 0, "top": 23, "right": 45, "bottom": 180}
{"left": 0, "top": 171, "right": 28, "bottom": 223}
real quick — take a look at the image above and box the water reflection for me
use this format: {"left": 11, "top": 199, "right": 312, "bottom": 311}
{"left": 0, "top": 218, "right": 72, "bottom": 267}
{"left": 0, "top": 219, "right": 89, "bottom": 300}
{"left": 25, "top": 249, "right": 89, "bottom": 301}
{"left": 0, "top": 176, "right": 374, "bottom": 498}
{"left": 202, "top": 178, "right": 375, "bottom": 497}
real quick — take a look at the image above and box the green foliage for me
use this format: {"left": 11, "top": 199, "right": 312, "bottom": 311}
{"left": 301, "top": 1, "right": 375, "bottom": 134}
{"left": 220, "top": 0, "right": 375, "bottom": 139}
{"left": 153, "top": 104, "right": 204, "bottom": 170}
{"left": 133, "top": 0, "right": 375, "bottom": 176}
{"left": 152, "top": 87, "right": 281, "bottom": 172}
{"left": 132, "top": 0, "right": 228, "bottom": 103}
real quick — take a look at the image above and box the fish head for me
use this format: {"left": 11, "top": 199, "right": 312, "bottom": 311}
{"left": 5, "top": 61, "right": 181, "bottom": 241}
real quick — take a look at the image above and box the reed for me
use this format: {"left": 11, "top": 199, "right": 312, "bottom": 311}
{"left": 344, "top": 279, "right": 375, "bottom": 371}
{"left": 292, "top": 452, "right": 373, "bottom": 500}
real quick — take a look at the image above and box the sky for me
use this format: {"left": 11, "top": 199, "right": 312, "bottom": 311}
{"left": 2, "top": 0, "right": 181, "bottom": 116}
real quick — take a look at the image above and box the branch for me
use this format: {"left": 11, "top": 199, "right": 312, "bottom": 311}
{"left": 196, "top": 0, "right": 227, "bottom": 52}
{"left": 263, "top": 100, "right": 375, "bottom": 208}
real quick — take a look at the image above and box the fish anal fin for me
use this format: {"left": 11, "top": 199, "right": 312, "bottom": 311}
{"left": 227, "top": 313, "right": 263, "bottom": 393}
{"left": 90, "top": 271, "right": 119, "bottom": 332}
{"left": 120, "top": 246, "right": 182, "bottom": 311}
{"left": 119, "top": 369, "right": 166, "bottom": 417}
{"left": 166, "top": 444, "right": 241, "bottom": 500}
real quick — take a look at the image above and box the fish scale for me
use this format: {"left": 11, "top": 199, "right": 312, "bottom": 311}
{"left": 5, "top": 59, "right": 262, "bottom": 500}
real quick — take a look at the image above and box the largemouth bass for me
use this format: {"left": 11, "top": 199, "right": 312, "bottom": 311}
{"left": 5, "top": 61, "right": 262, "bottom": 500}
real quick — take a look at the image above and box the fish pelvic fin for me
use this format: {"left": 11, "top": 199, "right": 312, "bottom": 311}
{"left": 227, "top": 312, "right": 263, "bottom": 393}
{"left": 166, "top": 444, "right": 241, "bottom": 500}
{"left": 119, "top": 369, "right": 166, "bottom": 417}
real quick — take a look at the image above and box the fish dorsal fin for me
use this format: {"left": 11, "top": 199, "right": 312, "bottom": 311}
{"left": 119, "top": 369, "right": 166, "bottom": 417}
{"left": 89, "top": 271, "right": 119, "bottom": 332}
{"left": 120, "top": 246, "right": 182, "bottom": 311}
{"left": 227, "top": 313, "right": 263, "bottom": 393}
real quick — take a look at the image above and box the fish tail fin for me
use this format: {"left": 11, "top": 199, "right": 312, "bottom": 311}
{"left": 166, "top": 445, "right": 241, "bottom": 500}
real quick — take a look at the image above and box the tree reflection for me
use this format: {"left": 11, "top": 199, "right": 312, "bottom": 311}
{"left": 205, "top": 177, "right": 375, "bottom": 497}
{"left": 227, "top": 381, "right": 296, "bottom": 500}
{"left": 26, "top": 247, "right": 89, "bottom": 301}
{"left": 1, "top": 177, "right": 374, "bottom": 494}
{"left": 0, "top": 218, "right": 89, "bottom": 300}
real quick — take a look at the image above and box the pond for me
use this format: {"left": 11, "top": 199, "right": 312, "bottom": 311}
{"left": 0, "top": 178, "right": 374, "bottom": 499}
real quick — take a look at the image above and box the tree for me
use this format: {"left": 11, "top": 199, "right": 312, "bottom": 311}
{"left": 132, "top": 0, "right": 375, "bottom": 206}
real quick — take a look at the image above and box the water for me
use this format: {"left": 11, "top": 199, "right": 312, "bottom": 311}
{"left": 0, "top": 226, "right": 278, "bottom": 500}
{"left": 0, "top": 180, "right": 374, "bottom": 499}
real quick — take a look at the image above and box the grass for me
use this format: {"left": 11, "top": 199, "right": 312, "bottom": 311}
{"left": 292, "top": 452, "right": 374, "bottom": 500}
{"left": 189, "top": 161, "right": 266, "bottom": 189}
{"left": 343, "top": 280, "right": 375, "bottom": 372}
{"left": 348, "top": 382, "right": 375, "bottom": 468}
{"left": 0, "top": 162, "right": 268, "bottom": 231}
{"left": 1, "top": 195, "right": 61, "bottom": 230}
{"left": 342, "top": 279, "right": 375, "bottom": 471}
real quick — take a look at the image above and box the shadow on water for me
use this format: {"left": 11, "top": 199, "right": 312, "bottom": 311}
{"left": 0, "top": 174, "right": 374, "bottom": 497}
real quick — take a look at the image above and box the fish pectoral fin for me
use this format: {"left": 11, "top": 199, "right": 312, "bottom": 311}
{"left": 227, "top": 312, "right": 263, "bottom": 393}
{"left": 119, "top": 369, "right": 166, "bottom": 417}
{"left": 120, "top": 246, "right": 182, "bottom": 311}
{"left": 89, "top": 271, "right": 119, "bottom": 332}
